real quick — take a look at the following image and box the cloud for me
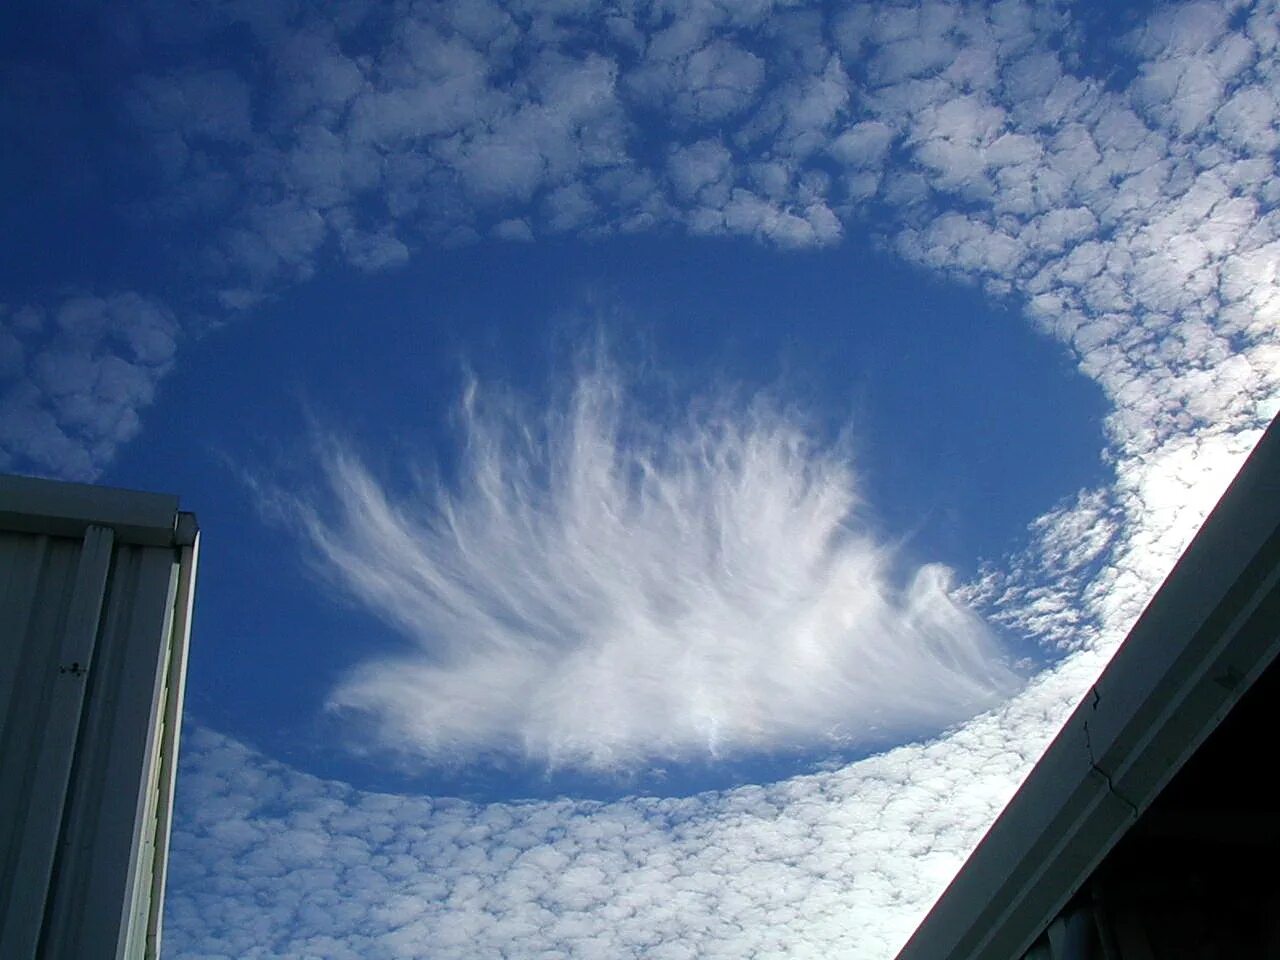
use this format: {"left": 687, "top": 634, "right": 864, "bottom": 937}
{"left": 628, "top": 37, "right": 767, "bottom": 124}
{"left": 107, "top": 0, "right": 1280, "bottom": 954}
{"left": 492, "top": 217, "right": 534, "bottom": 241}
{"left": 100, "top": 0, "right": 1279, "bottom": 383}
{"left": 0, "top": 293, "right": 178, "bottom": 480}
{"left": 166, "top": 644, "right": 1092, "bottom": 960}
{"left": 667, "top": 139, "right": 733, "bottom": 202}
{"left": 848, "top": 0, "right": 1280, "bottom": 656}
{"left": 828, "top": 120, "right": 895, "bottom": 168}
{"left": 12, "top": 0, "right": 1272, "bottom": 783}
{"left": 7, "top": 0, "right": 1276, "bottom": 947}
{"left": 269, "top": 361, "right": 1020, "bottom": 772}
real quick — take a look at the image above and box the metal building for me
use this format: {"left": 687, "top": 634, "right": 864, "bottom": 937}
{"left": 0, "top": 474, "right": 199, "bottom": 960}
{"left": 895, "top": 412, "right": 1280, "bottom": 960}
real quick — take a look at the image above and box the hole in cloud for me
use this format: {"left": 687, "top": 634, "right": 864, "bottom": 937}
{"left": 271, "top": 354, "right": 1023, "bottom": 774}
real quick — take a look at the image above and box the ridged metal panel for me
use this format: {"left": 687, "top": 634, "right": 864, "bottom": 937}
{"left": 0, "top": 478, "right": 198, "bottom": 960}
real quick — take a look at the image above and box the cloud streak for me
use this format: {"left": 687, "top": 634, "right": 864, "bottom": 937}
{"left": 141, "top": 0, "right": 1280, "bottom": 955}
{"left": 7, "top": 0, "right": 1278, "bottom": 953}
{"left": 276, "top": 362, "right": 1020, "bottom": 771}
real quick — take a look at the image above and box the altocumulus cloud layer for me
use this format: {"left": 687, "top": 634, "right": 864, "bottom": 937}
{"left": 0, "top": 294, "right": 177, "bottom": 480}
{"left": 169, "top": 651, "right": 1094, "bottom": 960}
{"left": 6, "top": 0, "right": 1277, "bottom": 954}
{"left": 7, "top": 0, "right": 1279, "bottom": 488}
{"left": 277, "top": 365, "right": 1020, "bottom": 771}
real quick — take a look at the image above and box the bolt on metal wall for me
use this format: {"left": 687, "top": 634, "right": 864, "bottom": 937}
{"left": 0, "top": 475, "right": 198, "bottom": 960}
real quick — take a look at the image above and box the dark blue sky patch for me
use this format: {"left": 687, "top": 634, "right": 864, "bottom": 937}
{"left": 108, "top": 229, "right": 1104, "bottom": 798}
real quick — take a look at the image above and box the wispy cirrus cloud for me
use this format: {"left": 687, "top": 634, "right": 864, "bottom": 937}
{"left": 136, "top": 0, "right": 1280, "bottom": 956}
{"left": 271, "top": 362, "right": 1020, "bottom": 772}
{"left": 7, "top": 0, "right": 1278, "bottom": 954}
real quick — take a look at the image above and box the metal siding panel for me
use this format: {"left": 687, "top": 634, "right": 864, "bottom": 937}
{"left": 39, "top": 544, "right": 179, "bottom": 960}
{"left": 1, "top": 477, "right": 197, "bottom": 960}
{"left": 0, "top": 530, "right": 113, "bottom": 958}
{"left": 0, "top": 532, "right": 50, "bottom": 736}
{"left": 0, "top": 532, "right": 70, "bottom": 954}
{"left": 0, "top": 528, "right": 114, "bottom": 960}
{"left": 123, "top": 634, "right": 172, "bottom": 958}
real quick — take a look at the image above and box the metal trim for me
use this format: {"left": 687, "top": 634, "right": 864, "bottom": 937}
{"left": 895, "top": 413, "right": 1280, "bottom": 960}
{"left": 0, "top": 475, "right": 181, "bottom": 547}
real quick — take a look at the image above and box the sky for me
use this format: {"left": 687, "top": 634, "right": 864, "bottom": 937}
{"left": 2, "top": 0, "right": 1278, "bottom": 955}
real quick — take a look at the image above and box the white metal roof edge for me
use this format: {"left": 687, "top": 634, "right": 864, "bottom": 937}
{"left": 144, "top": 530, "right": 199, "bottom": 960}
{"left": 895, "top": 412, "right": 1280, "bottom": 960}
{"left": 0, "top": 474, "right": 195, "bottom": 547}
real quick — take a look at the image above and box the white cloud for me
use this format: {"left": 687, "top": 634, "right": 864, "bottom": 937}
{"left": 809, "top": 0, "right": 1280, "bottom": 659}
{"left": 268, "top": 361, "right": 1020, "bottom": 772}
{"left": 737, "top": 55, "right": 850, "bottom": 163}
{"left": 329, "top": 208, "right": 412, "bottom": 273}
{"left": 1213, "top": 85, "right": 1279, "bottom": 151}
{"left": 166, "top": 642, "right": 1090, "bottom": 959}
{"left": 104, "top": 0, "right": 1278, "bottom": 304}
{"left": 236, "top": 198, "right": 329, "bottom": 282}
{"left": 31, "top": 0, "right": 1276, "bottom": 783}
{"left": 0, "top": 293, "right": 178, "bottom": 480}
{"left": 270, "top": 27, "right": 369, "bottom": 126}
{"left": 66, "top": 0, "right": 1277, "bottom": 955}
{"left": 667, "top": 139, "right": 733, "bottom": 201}
{"left": 7, "top": 0, "right": 1271, "bottom": 949}
{"left": 629, "top": 38, "right": 767, "bottom": 124}
{"left": 829, "top": 120, "right": 895, "bottom": 168}
{"left": 543, "top": 182, "right": 599, "bottom": 233}
{"left": 492, "top": 217, "right": 535, "bottom": 241}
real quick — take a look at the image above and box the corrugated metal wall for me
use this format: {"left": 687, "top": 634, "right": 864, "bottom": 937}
{"left": 0, "top": 484, "right": 197, "bottom": 960}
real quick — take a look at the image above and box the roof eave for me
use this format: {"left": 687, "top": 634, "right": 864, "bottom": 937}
{"left": 895, "top": 414, "right": 1280, "bottom": 960}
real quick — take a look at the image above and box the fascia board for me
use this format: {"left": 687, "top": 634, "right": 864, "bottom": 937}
{"left": 0, "top": 475, "right": 185, "bottom": 547}
{"left": 1084, "top": 419, "right": 1280, "bottom": 810}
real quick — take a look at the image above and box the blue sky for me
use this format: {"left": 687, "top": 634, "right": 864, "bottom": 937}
{"left": 2, "top": 0, "right": 1278, "bottom": 956}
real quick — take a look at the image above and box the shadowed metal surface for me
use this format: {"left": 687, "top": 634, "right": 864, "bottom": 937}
{"left": 895, "top": 412, "right": 1280, "bottom": 960}
{"left": 0, "top": 475, "right": 198, "bottom": 960}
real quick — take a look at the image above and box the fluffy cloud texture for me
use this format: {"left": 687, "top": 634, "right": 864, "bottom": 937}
{"left": 0, "top": 293, "right": 177, "bottom": 480}
{"left": 275, "top": 364, "right": 1020, "bottom": 771}
{"left": 168, "top": 647, "right": 1096, "bottom": 960}
{"left": 10, "top": 0, "right": 1278, "bottom": 498}
{"left": 7, "top": 0, "right": 1279, "bottom": 954}
{"left": 181, "top": 0, "right": 1280, "bottom": 776}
